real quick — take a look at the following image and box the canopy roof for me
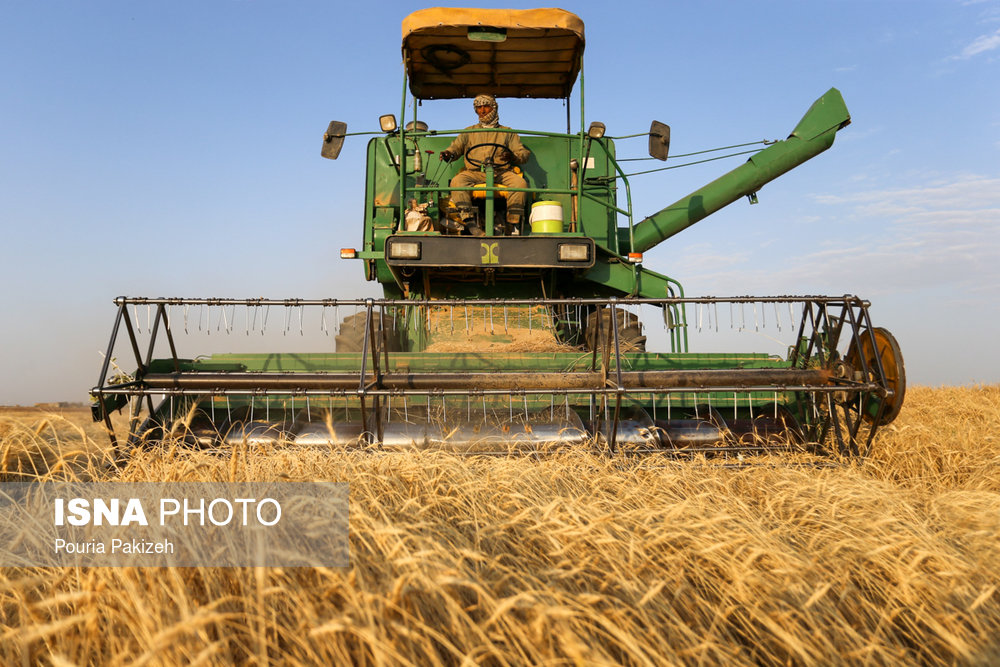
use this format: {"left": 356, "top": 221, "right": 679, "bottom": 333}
{"left": 402, "top": 8, "right": 585, "bottom": 100}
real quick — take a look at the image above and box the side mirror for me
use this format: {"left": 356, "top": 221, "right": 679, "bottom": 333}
{"left": 648, "top": 121, "right": 670, "bottom": 161}
{"left": 321, "top": 121, "right": 347, "bottom": 160}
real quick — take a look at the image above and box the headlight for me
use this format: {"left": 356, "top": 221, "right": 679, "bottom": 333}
{"left": 379, "top": 114, "right": 398, "bottom": 133}
{"left": 388, "top": 241, "right": 421, "bottom": 260}
{"left": 557, "top": 243, "right": 590, "bottom": 262}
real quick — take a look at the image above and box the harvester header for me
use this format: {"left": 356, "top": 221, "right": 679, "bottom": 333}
{"left": 91, "top": 7, "right": 904, "bottom": 462}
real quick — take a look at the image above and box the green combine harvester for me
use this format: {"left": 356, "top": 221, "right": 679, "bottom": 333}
{"left": 92, "top": 8, "right": 905, "bottom": 458}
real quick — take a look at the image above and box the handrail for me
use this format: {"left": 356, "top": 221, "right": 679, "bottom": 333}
{"left": 392, "top": 125, "right": 630, "bottom": 233}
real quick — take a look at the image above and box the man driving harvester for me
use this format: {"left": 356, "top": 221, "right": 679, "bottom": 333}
{"left": 439, "top": 94, "right": 530, "bottom": 236}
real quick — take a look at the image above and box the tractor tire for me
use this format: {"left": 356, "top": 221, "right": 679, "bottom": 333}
{"left": 585, "top": 307, "right": 647, "bottom": 352}
{"left": 335, "top": 311, "right": 402, "bottom": 353}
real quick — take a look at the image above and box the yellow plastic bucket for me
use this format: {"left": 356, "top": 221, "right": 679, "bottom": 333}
{"left": 530, "top": 201, "right": 563, "bottom": 234}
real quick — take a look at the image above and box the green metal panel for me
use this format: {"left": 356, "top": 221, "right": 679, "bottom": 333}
{"left": 148, "top": 348, "right": 796, "bottom": 415}
{"left": 189, "top": 350, "right": 784, "bottom": 374}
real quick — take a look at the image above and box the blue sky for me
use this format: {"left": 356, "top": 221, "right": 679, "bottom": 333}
{"left": 2, "top": 1, "right": 998, "bottom": 404}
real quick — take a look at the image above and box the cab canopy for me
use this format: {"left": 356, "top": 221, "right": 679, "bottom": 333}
{"left": 402, "top": 8, "right": 585, "bottom": 100}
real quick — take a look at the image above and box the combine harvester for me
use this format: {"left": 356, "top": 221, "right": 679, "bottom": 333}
{"left": 92, "top": 8, "right": 904, "bottom": 459}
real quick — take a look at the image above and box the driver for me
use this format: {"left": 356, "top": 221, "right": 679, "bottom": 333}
{"left": 439, "top": 94, "right": 530, "bottom": 235}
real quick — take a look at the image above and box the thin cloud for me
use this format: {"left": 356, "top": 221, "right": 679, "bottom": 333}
{"left": 953, "top": 27, "right": 1000, "bottom": 59}
{"left": 681, "top": 174, "right": 1000, "bottom": 298}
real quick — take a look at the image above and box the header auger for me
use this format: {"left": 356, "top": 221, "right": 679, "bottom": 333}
{"left": 91, "top": 8, "right": 904, "bottom": 462}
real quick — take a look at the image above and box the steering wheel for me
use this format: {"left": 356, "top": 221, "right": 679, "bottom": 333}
{"left": 462, "top": 142, "right": 513, "bottom": 169}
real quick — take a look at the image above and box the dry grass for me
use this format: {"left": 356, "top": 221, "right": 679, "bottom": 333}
{"left": 423, "top": 305, "right": 578, "bottom": 353}
{"left": 1, "top": 386, "right": 999, "bottom": 665}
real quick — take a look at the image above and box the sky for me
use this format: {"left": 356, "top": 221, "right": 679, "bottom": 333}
{"left": 1, "top": 0, "right": 998, "bottom": 405}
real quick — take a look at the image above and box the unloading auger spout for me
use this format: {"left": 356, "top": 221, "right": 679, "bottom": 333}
{"left": 630, "top": 88, "right": 850, "bottom": 253}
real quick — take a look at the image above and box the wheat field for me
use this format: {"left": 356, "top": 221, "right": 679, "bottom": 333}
{"left": 1, "top": 385, "right": 998, "bottom": 665}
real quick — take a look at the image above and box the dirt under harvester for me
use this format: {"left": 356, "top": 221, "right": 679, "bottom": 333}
{"left": 90, "top": 8, "right": 905, "bottom": 461}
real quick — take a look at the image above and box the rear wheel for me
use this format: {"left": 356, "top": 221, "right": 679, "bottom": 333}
{"left": 584, "top": 307, "right": 646, "bottom": 352}
{"left": 335, "top": 311, "right": 402, "bottom": 353}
